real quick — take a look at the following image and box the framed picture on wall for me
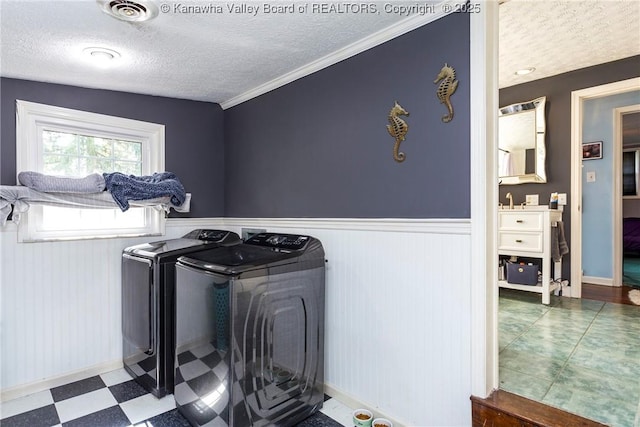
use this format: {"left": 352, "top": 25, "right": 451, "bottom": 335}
{"left": 582, "top": 141, "right": 603, "bottom": 160}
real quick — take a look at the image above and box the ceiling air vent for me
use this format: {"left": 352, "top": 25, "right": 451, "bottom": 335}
{"left": 98, "top": 0, "right": 159, "bottom": 22}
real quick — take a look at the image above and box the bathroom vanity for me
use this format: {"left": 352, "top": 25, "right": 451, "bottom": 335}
{"left": 498, "top": 206, "right": 563, "bottom": 304}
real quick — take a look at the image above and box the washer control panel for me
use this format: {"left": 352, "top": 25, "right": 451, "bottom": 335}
{"left": 183, "top": 229, "right": 235, "bottom": 242}
{"left": 245, "top": 233, "right": 310, "bottom": 251}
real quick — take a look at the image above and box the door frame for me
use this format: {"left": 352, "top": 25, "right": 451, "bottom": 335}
{"left": 570, "top": 77, "right": 640, "bottom": 297}
{"left": 614, "top": 104, "right": 640, "bottom": 287}
{"left": 469, "top": 3, "right": 499, "bottom": 397}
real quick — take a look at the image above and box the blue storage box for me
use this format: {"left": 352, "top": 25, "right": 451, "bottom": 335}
{"left": 506, "top": 263, "right": 539, "bottom": 285}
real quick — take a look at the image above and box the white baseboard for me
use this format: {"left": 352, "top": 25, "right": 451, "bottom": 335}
{"left": 582, "top": 276, "right": 615, "bottom": 287}
{"left": 1, "top": 360, "right": 123, "bottom": 402}
{"left": 324, "top": 382, "right": 410, "bottom": 427}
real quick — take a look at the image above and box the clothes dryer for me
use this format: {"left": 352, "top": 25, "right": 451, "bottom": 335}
{"left": 174, "top": 233, "right": 325, "bottom": 426}
{"left": 122, "top": 229, "right": 241, "bottom": 397}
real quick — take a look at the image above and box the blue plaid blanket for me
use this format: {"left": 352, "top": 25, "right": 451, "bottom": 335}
{"left": 103, "top": 172, "right": 186, "bottom": 211}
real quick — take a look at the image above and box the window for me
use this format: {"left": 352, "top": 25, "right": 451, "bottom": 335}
{"left": 16, "top": 100, "right": 165, "bottom": 242}
{"left": 623, "top": 149, "right": 640, "bottom": 197}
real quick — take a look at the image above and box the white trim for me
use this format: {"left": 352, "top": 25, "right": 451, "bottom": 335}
{"left": 324, "top": 382, "right": 409, "bottom": 427}
{"left": 614, "top": 104, "right": 640, "bottom": 287}
{"left": 220, "top": 1, "right": 458, "bottom": 109}
{"left": 470, "top": 2, "right": 499, "bottom": 398}
{"left": 582, "top": 276, "right": 615, "bottom": 287}
{"left": 220, "top": 217, "right": 470, "bottom": 234}
{"left": 2, "top": 217, "right": 471, "bottom": 236}
{"left": 166, "top": 217, "right": 226, "bottom": 229}
{"left": 614, "top": 107, "right": 622, "bottom": 287}
{"left": 570, "top": 90, "right": 583, "bottom": 296}
{"left": 0, "top": 360, "right": 123, "bottom": 403}
{"left": 571, "top": 78, "right": 640, "bottom": 298}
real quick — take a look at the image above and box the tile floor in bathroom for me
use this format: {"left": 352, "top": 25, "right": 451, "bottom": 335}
{"left": 0, "top": 369, "right": 355, "bottom": 427}
{"left": 499, "top": 288, "right": 640, "bottom": 427}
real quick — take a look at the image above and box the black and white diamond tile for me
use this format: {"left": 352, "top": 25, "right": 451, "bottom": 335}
{"left": 0, "top": 368, "right": 352, "bottom": 427}
{"left": 174, "top": 344, "right": 232, "bottom": 427}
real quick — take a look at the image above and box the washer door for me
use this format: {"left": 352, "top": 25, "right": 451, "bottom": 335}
{"left": 233, "top": 267, "right": 325, "bottom": 426}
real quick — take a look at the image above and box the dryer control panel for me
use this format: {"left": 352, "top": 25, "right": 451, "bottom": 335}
{"left": 245, "top": 233, "right": 310, "bottom": 251}
{"left": 183, "top": 229, "right": 238, "bottom": 242}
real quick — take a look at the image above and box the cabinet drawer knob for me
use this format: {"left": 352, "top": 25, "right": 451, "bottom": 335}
{"left": 515, "top": 239, "right": 523, "bottom": 243}
{"left": 516, "top": 220, "right": 524, "bottom": 223}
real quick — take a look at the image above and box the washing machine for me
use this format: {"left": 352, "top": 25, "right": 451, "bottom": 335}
{"left": 122, "top": 229, "right": 241, "bottom": 397}
{"left": 174, "top": 232, "right": 325, "bottom": 427}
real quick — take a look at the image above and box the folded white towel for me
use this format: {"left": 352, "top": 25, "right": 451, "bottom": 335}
{"left": 18, "top": 171, "right": 106, "bottom": 193}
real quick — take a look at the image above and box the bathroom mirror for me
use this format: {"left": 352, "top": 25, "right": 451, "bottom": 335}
{"left": 498, "top": 96, "right": 547, "bottom": 184}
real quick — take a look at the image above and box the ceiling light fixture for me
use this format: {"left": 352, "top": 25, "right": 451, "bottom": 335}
{"left": 515, "top": 67, "right": 536, "bottom": 76}
{"left": 98, "top": 0, "right": 159, "bottom": 22}
{"left": 83, "top": 47, "right": 121, "bottom": 66}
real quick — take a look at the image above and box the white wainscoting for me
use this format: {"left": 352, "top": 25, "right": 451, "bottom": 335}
{"left": 0, "top": 218, "right": 223, "bottom": 401}
{"left": 1, "top": 217, "right": 472, "bottom": 426}
{"left": 222, "top": 218, "right": 472, "bottom": 426}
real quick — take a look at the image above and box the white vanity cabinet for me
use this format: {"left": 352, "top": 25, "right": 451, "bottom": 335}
{"left": 498, "top": 208, "right": 563, "bottom": 304}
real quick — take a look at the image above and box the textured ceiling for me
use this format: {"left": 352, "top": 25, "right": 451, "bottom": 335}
{"left": 0, "top": 0, "right": 433, "bottom": 107}
{"left": 499, "top": 0, "right": 640, "bottom": 88}
{"left": 0, "top": 0, "right": 639, "bottom": 107}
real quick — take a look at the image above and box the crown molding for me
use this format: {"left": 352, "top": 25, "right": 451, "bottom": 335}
{"left": 220, "top": 2, "right": 455, "bottom": 109}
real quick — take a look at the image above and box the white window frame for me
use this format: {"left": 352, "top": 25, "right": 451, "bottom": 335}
{"left": 16, "top": 100, "right": 166, "bottom": 242}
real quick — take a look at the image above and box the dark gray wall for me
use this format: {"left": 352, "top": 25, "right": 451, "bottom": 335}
{"left": 224, "top": 12, "right": 470, "bottom": 218}
{"left": 499, "top": 55, "right": 640, "bottom": 280}
{"left": 0, "top": 78, "right": 225, "bottom": 218}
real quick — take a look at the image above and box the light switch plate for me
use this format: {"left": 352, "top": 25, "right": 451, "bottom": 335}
{"left": 558, "top": 193, "right": 567, "bottom": 205}
{"left": 526, "top": 194, "right": 539, "bottom": 205}
{"left": 586, "top": 171, "right": 596, "bottom": 182}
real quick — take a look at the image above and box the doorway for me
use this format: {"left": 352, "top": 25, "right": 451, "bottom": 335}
{"left": 494, "top": 78, "right": 640, "bottom": 425}
{"left": 494, "top": 14, "right": 640, "bottom": 427}
{"left": 570, "top": 78, "right": 640, "bottom": 297}
{"left": 618, "top": 109, "right": 640, "bottom": 287}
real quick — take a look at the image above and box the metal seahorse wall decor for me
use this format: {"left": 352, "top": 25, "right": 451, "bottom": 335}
{"left": 434, "top": 63, "right": 459, "bottom": 123}
{"left": 387, "top": 101, "right": 410, "bottom": 162}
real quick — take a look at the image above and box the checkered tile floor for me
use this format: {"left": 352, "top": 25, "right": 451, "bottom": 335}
{"left": 174, "top": 341, "right": 326, "bottom": 427}
{"left": 0, "top": 368, "right": 355, "bottom": 427}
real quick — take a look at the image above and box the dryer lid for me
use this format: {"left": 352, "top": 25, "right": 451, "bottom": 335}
{"left": 124, "top": 230, "right": 240, "bottom": 259}
{"left": 125, "top": 238, "right": 208, "bottom": 259}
